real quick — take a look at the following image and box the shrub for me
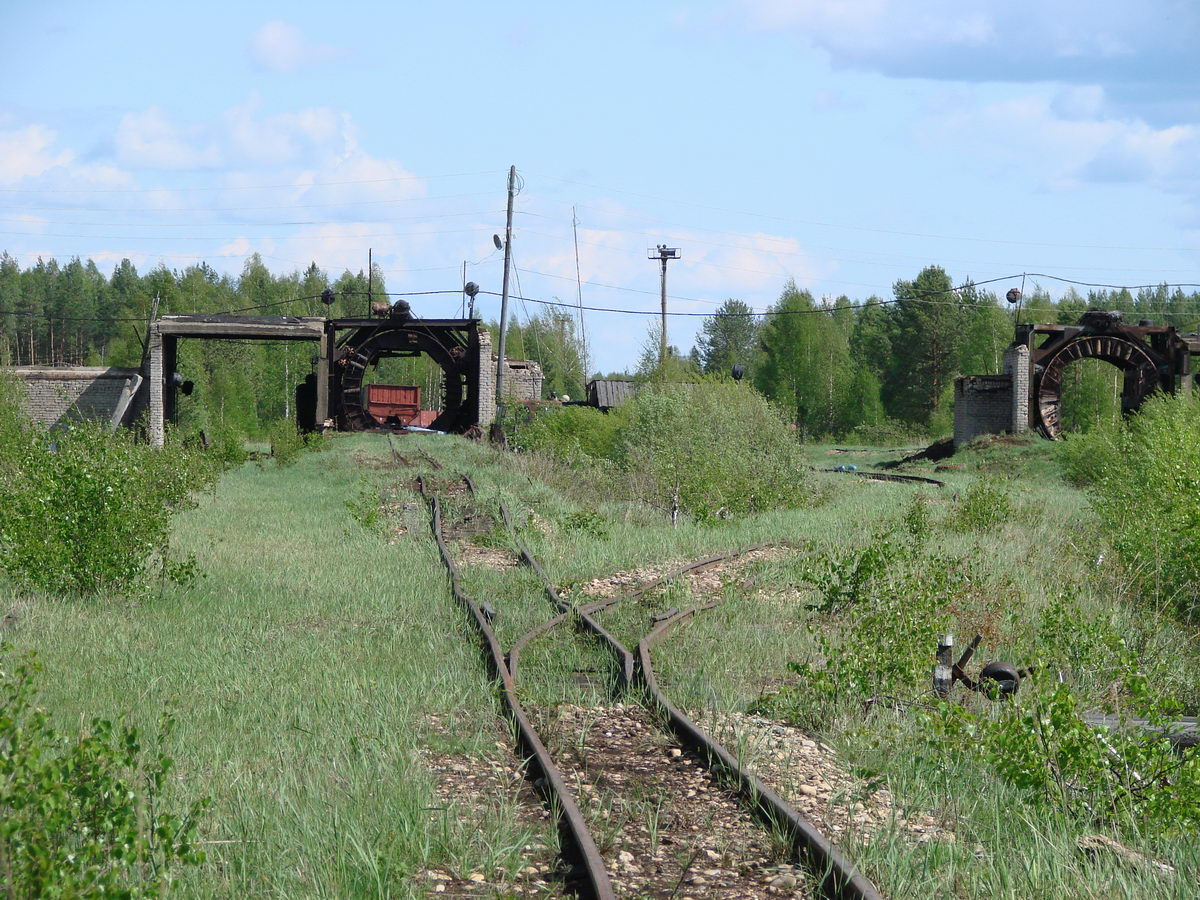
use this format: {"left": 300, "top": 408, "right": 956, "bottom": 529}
{"left": 753, "top": 532, "right": 956, "bottom": 729}
{"left": 0, "top": 387, "right": 208, "bottom": 597}
{"left": 0, "top": 650, "right": 209, "bottom": 896}
{"left": 1059, "top": 394, "right": 1200, "bottom": 620}
{"left": 948, "top": 477, "right": 1012, "bottom": 532}
{"left": 510, "top": 405, "right": 625, "bottom": 462}
{"left": 619, "top": 383, "right": 811, "bottom": 522}
{"left": 926, "top": 679, "right": 1200, "bottom": 834}
{"left": 268, "top": 418, "right": 307, "bottom": 467}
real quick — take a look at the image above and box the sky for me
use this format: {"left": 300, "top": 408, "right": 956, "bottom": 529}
{"left": 4, "top": 0, "right": 1200, "bottom": 374}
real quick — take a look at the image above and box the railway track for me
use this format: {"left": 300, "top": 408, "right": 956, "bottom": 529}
{"left": 816, "top": 468, "right": 946, "bottom": 487}
{"left": 416, "top": 472, "right": 614, "bottom": 898}
{"left": 502, "top": 506, "right": 883, "bottom": 900}
{"left": 411, "top": 450, "right": 883, "bottom": 899}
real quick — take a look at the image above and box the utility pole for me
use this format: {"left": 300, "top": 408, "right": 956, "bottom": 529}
{"left": 572, "top": 206, "right": 590, "bottom": 383}
{"left": 493, "top": 165, "right": 517, "bottom": 442}
{"left": 367, "top": 247, "right": 373, "bottom": 317}
{"left": 648, "top": 245, "right": 680, "bottom": 371}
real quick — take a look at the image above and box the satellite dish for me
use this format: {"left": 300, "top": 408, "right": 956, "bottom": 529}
{"left": 493, "top": 234, "right": 503, "bottom": 250}
{"left": 464, "top": 281, "right": 479, "bottom": 298}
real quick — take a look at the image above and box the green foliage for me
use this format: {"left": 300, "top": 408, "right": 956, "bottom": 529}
{"left": 1059, "top": 393, "right": 1200, "bottom": 620}
{"left": 620, "top": 382, "right": 810, "bottom": 522}
{"left": 0, "top": 650, "right": 209, "bottom": 896}
{"left": 1058, "top": 358, "right": 1122, "bottom": 434}
{"left": 925, "top": 682, "right": 1200, "bottom": 834}
{"left": 948, "top": 477, "right": 1012, "bottom": 532}
{"left": 268, "top": 419, "right": 308, "bottom": 467}
{"left": 754, "top": 531, "right": 957, "bottom": 729}
{"left": 754, "top": 282, "right": 853, "bottom": 436}
{"left": 202, "top": 423, "right": 249, "bottom": 468}
{"left": 509, "top": 405, "right": 625, "bottom": 462}
{"left": 561, "top": 510, "right": 610, "bottom": 540}
{"left": 0, "top": 394, "right": 208, "bottom": 596}
{"left": 344, "top": 476, "right": 383, "bottom": 531}
{"left": 693, "top": 299, "right": 760, "bottom": 379}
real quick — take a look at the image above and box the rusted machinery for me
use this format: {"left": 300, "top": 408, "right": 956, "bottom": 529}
{"left": 1015, "top": 310, "right": 1199, "bottom": 439}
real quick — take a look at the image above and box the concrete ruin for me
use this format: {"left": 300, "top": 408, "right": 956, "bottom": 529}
{"left": 7, "top": 366, "right": 143, "bottom": 431}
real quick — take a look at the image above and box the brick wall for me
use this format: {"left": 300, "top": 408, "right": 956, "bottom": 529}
{"left": 476, "top": 327, "right": 496, "bottom": 426}
{"left": 6, "top": 366, "right": 143, "bottom": 429}
{"left": 953, "top": 374, "right": 1014, "bottom": 448}
{"left": 1003, "top": 343, "right": 1030, "bottom": 435}
{"left": 475, "top": 327, "right": 544, "bottom": 426}
{"left": 502, "top": 360, "right": 544, "bottom": 403}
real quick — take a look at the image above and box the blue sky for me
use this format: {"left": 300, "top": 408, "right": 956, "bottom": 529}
{"left": 4, "top": 1, "right": 1200, "bottom": 373}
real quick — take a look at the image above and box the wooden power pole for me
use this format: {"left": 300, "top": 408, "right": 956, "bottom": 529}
{"left": 493, "top": 165, "right": 517, "bottom": 441}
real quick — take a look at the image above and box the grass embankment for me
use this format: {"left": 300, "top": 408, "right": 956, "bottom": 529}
{"left": 1, "top": 436, "right": 556, "bottom": 897}
{"left": 7, "top": 431, "right": 1199, "bottom": 898}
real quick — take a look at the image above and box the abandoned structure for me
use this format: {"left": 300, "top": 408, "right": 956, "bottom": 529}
{"left": 8, "top": 305, "right": 543, "bottom": 443}
{"left": 954, "top": 310, "right": 1200, "bottom": 447}
{"left": 7, "top": 366, "right": 144, "bottom": 431}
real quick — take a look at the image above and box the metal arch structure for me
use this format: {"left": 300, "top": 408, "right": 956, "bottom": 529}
{"left": 328, "top": 317, "right": 483, "bottom": 434}
{"left": 1015, "top": 310, "right": 1196, "bottom": 440}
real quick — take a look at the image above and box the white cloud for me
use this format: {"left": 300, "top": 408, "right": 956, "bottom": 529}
{"left": 0, "top": 124, "right": 134, "bottom": 191}
{"left": 249, "top": 21, "right": 341, "bottom": 73}
{"left": 733, "top": 0, "right": 1197, "bottom": 93}
{"left": 922, "top": 86, "right": 1200, "bottom": 191}
{"left": 0, "top": 125, "right": 73, "bottom": 184}
{"left": 115, "top": 108, "right": 220, "bottom": 169}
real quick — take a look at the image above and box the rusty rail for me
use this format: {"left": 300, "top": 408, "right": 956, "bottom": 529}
{"left": 500, "top": 509, "right": 884, "bottom": 900}
{"left": 638, "top": 607, "right": 884, "bottom": 900}
{"left": 417, "top": 475, "right": 614, "bottom": 900}
{"left": 818, "top": 468, "right": 946, "bottom": 487}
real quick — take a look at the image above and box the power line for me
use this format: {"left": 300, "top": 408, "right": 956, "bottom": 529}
{"left": 526, "top": 171, "right": 1200, "bottom": 254}
{"left": 0, "top": 226, "right": 493, "bottom": 241}
{"left": 476, "top": 274, "right": 1022, "bottom": 318}
{"left": 0, "top": 190, "right": 496, "bottom": 214}
{"left": 1022, "top": 273, "right": 1200, "bottom": 291}
{"left": 516, "top": 222, "right": 1200, "bottom": 279}
{"left": 0, "top": 209, "right": 502, "bottom": 228}
{"left": 0, "top": 169, "right": 502, "bottom": 194}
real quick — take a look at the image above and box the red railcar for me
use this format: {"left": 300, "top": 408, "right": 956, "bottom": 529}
{"left": 365, "top": 384, "right": 420, "bottom": 426}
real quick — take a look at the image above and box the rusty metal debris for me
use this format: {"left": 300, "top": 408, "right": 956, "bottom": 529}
{"left": 933, "top": 634, "right": 1031, "bottom": 701}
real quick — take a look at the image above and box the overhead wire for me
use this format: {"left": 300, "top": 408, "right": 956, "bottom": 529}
{"left": 0, "top": 190, "right": 497, "bottom": 214}
{"left": 0, "top": 209, "right": 503, "bottom": 228}
{"left": 526, "top": 170, "right": 1200, "bottom": 254}
{"left": 0, "top": 169, "right": 502, "bottom": 194}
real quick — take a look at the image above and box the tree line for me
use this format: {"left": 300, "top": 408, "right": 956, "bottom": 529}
{"left": 681, "top": 267, "right": 1200, "bottom": 438}
{"left": 2, "top": 251, "right": 1197, "bottom": 438}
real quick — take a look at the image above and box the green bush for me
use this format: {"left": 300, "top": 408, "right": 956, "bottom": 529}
{"left": 203, "top": 422, "right": 249, "bottom": 468}
{"left": 948, "top": 477, "right": 1012, "bottom": 532}
{"left": 619, "top": 383, "right": 811, "bottom": 522}
{"left": 1059, "top": 394, "right": 1200, "bottom": 620}
{"left": 926, "top": 678, "right": 1200, "bottom": 834}
{"left": 0, "top": 386, "right": 209, "bottom": 597}
{"left": 0, "top": 650, "right": 209, "bottom": 896}
{"left": 268, "top": 418, "right": 307, "bottom": 467}
{"left": 753, "top": 532, "right": 955, "bottom": 729}
{"left": 510, "top": 404, "right": 625, "bottom": 462}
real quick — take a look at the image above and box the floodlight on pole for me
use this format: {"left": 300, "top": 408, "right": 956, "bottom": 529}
{"left": 648, "top": 245, "right": 681, "bottom": 371}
